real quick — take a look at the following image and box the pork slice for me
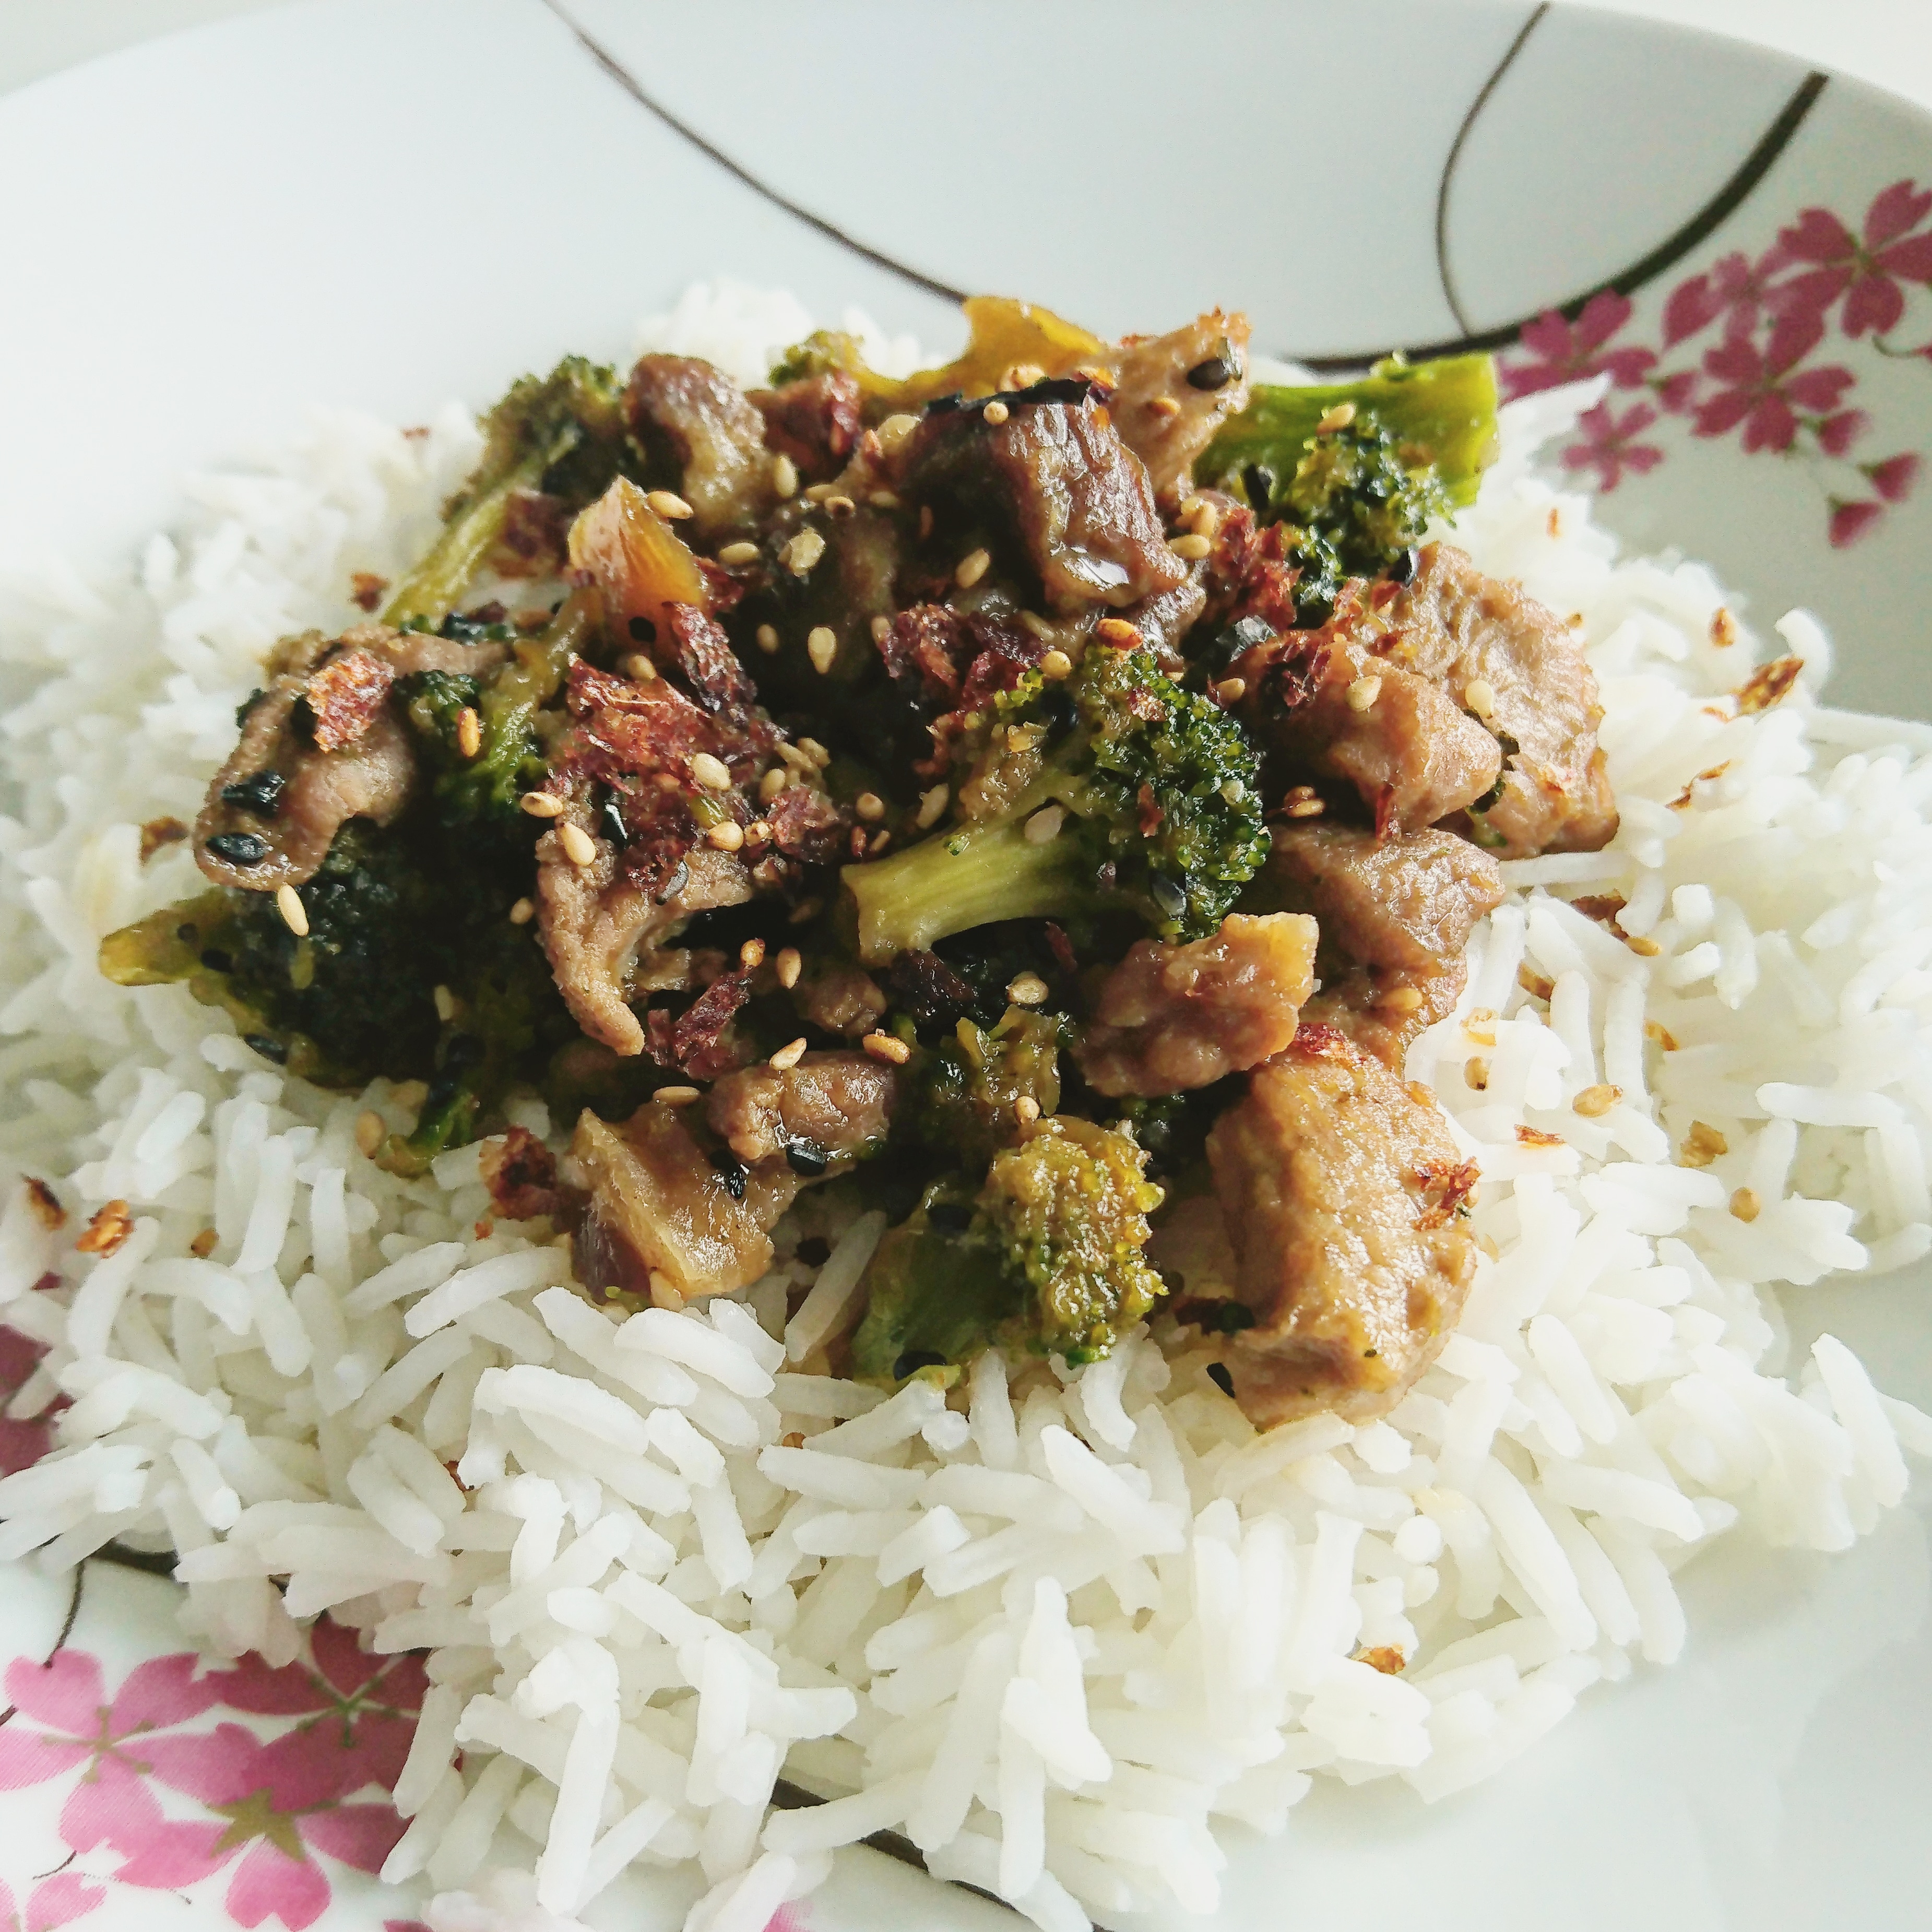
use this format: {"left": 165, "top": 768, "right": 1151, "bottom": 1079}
{"left": 1205, "top": 1026, "right": 1478, "bottom": 1427}
{"left": 1074, "top": 913, "right": 1318, "bottom": 1098}
{"left": 750, "top": 369, "right": 865, "bottom": 482}
{"left": 570, "top": 1102, "right": 789, "bottom": 1305}
{"left": 1385, "top": 542, "right": 1617, "bottom": 855}
{"left": 706, "top": 1051, "right": 897, "bottom": 1169}
{"left": 625, "top": 354, "right": 775, "bottom": 536}
{"left": 899, "top": 388, "right": 1187, "bottom": 613}
{"left": 1109, "top": 311, "right": 1251, "bottom": 504}
{"left": 1263, "top": 821, "right": 1502, "bottom": 975}
{"left": 1298, "top": 958, "right": 1468, "bottom": 1072}
{"left": 196, "top": 630, "right": 419, "bottom": 891}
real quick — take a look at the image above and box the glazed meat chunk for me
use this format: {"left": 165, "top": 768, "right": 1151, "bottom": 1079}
{"left": 625, "top": 354, "right": 775, "bottom": 537}
{"left": 706, "top": 1051, "right": 897, "bottom": 1171}
{"left": 570, "top": 1103, "right": 795, "bottom": 1307}
{"left": 1074, "top": 913, "right": 1318, "bottom": 1097}
{"left": 897, "top": 384, "right": 1187, "bottom": 613}
{"left": 1384, "top": 542, "right": 1616, "bottom": 855}
{"left": 1204, "top": 1026, "right": 1478, "bottom": 1426}
{"left": 1263, "top": 822, "right": 1502, "bottom": 976}
{"left": 1110, "top": 311, "right": 1251, "bottom": 504}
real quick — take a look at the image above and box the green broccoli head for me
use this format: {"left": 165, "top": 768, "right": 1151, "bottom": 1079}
{"left": 910, "top": 1004, "right": 1066, "bottom": 1164}
{"left": 849, "top": 1112, "right": 1166, "bottom": 1383}
{"left": 843, "top": 643, "right": 1269, "bottom": 962}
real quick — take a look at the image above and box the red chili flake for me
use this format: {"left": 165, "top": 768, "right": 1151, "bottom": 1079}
{"left": 1355, "top": 1645, "right": 1406, "bottom": 1676}
{"left": 304, "top": 648, "right": 397, "bottom": 752}
{"left": 479, "top": 1127, "right": 572, "bottom": 1224}
{"left": 22, "top": 1179, "right": 64, "bottom": 1231}
{"left": 1736, "top": 654, "right": 1804, "bottom": 715}
{"left": 1515, "top": 1125, "right": 1566, "bottom": 1148}
{"left": 1414, "top": 1158, "right": 1481, "bottom": 1228}
{"left": 1135, "top": 780, "right": 1164, "bottom": 836}
{"left": 349, "top": 571, "right": 389, "bottom": 612}
{"left": 139, "top": 816, "right": 190, "bottom": 864}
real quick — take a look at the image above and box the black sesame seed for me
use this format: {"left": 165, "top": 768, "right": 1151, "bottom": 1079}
{"left": 785, "top": 1144, "right": 829, "bottom": 1178}
{"left": 199, "top": 947, "right": 233, "bottom": 974}
{"left": 1242, "top": 463, "right": 1276, "bottom": 512}
{"left": 175, "top": 923, "right": 199, "bottom": 944}
{"left": 893, "top": 1349, "right": 948, "bottom": 1380}
{"left": 601, "top": 796, "right": 630, "bottom": 847}
{"left": 1185, "top": 353, "right": 1237, "bottom": 392}
{"left": 205, "top": 832, "right": 270, "bottom": 866}
{"left": 1388, "top": 546, "right": 1418, "bottom": 586}
{"left": 1292, "top": 595, "right": 1335, "bottom": 631}
{"left": 1206, "top": 1362, "right": 1235, "bottom": 1396}
{"left": 712, "top": 1149, "right": 748, "bottom": 1200}
{"left": 655, "top": 857, "right": 691, "bottom": 905}
{"left": 242, "top": 1033, "right": 288, "bottom": 1065}
{"left": 629, "top": 616, "right": 656, "bottom": 644}
{"left": 233, "top": 689, "right": 266, "bottom": 729}
{"left": 220, "top": 770, "right": 287, "bottom": 816}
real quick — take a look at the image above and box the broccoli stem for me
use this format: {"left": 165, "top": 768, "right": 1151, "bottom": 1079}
{"left": 844, "top": 808, "right": 1089, "bottom": 965}
{"left": 1199, "top": 352, "right": 1498, "bottom": 509}
{"left": 382, "top": 431, "right": 575, "bottom": 630}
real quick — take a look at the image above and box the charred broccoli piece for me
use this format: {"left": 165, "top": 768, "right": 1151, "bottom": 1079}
{"left": 843, "top": 645, "right": 1269, "bottom": 962}
{"left": 911, "top": 1005, "right": 1066, "bottom": 1164}
{"left": 383, "top": 357, "right": 626, "bottom": 630}
{"left": 850, "top": 1113, "right": 1166, "bottom": 1382}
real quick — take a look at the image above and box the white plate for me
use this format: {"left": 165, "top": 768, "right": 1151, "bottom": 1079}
{"left": 0, "top": 4, "right": 1927, "bottom": 1928}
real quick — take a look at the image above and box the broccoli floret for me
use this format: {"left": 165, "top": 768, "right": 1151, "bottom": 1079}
{"left": 843, "top": 644, "right": 1269, "bottom": 962}
{"left": 383, "top": 356, "right": 626, "bottom": 630}
{"left": 850, "top": 1113, "right": 1165, "bottom": 1383}
{"left": 911, "top": 1005, "right": 1066, "bottom": 1164}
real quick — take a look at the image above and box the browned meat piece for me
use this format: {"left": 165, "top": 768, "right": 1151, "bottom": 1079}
{"left": 751, "top": 370, "right": 864, "bottom": 482}
{"left": 491, "top": 489, "right": 570, "bottom": 578}
{"left": 624, "top": 354, "right": 774, "bottom": 537}
{"left": 537, "top": 826, "right": 750, "bottom": 1057}
{"left": 196, "top": 629, "right": 422, "bottom": 892}
{"left": 1300, "top": 959, "right": 1467, "bottom": 1072}
{"left": 1383, "top": 544, "right": 1617, "bottom": 855}
{"left": 796, "top": 961, "right": 888, "bottom": 1037}
{"left": 570, "top": 1103, "right": 793, "bottom": 1306}
{"left": 897, "top": 386, "right": 1187, "bottom": 613}
{"left": 1109, "top": 312, "right": 1251, "bottom": 504}
{"left": 1074, "top": 913, "right": 1318, "bottom": 1097}
{"left": 659, "top": 602, "right": 758, "bottom": 720}
{"left": 1262, "top": 822, "right": 1502, "bottom": 975}
{"left": 706, "top": 1051, "right": 896, "bottom": 1170}
{"left": 1204, "top": 1026, "right": 1478, "bottom": 1426}
{"left": 1263, "top": 630, "right": 1502, "bottom": 836}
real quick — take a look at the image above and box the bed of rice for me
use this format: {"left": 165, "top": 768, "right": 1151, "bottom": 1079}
{"left": 0, "top": 284, "right": 1929, "bottom": 1932}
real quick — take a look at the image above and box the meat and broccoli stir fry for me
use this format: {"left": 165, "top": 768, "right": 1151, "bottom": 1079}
{"left": 102, "top": 297, "right": 1617, "bottom": 1429}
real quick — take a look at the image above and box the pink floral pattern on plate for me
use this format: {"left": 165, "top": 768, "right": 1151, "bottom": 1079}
{"left": 0, "top": 1626, "right": 422, "bottom": 1931}
{"left": 1497, "top": 177, "right": 1932, "bottom": 547}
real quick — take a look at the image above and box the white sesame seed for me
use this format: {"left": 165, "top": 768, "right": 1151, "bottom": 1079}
{"left": 756, "top": 623, "right": 780, "bottom": 655}
{"left": 781, "top": 528, "right": 826, "bottom": 576}
{"left": 354, "top": 1110, "right": 385, "bottom": 1157}
{"left": 917, "top": 784, "right": 950, "bottom": 829}
{"left": 869, "top": 828, "right": 892, "bottom": 854}
{"left": 982, "top": 400, "right": 1011, "bottom": 426}
{"left": 759, "top": 765, "right": 789, "bottom": 802}
{"left": 646, "top": 489, "right": 693, "bottom": 520}
{"left": 824, "top": 494, "right": 856, "bottom": 518}
{"left": 455, "top": 706, "right": 482, "bottom": 758}
{"left": 509, "top": 897, "right": 535, "bottom": 926}
{"left": 876, "top": 413, "right": 920, "bottom": 454}
{"left": 1178, "top": 494, "right": 1208, "bottom": 521}
{"left": 655, "top": 1085, "right": 701, "bottom": 1107}
{"left": 1572, "top": 1083, "right": 1622, "bottom": 1117}
{"left": 1017, "top": 611, "right": 1052, "bottom": 638}
{"left": 1729, "top": 1186, "right": 1762, "bottom": 1223}
{"left": 775, "top": 947, "right": 802, "bottom": 989}
{"left": 1095, "top": 617, "right": 1141, "bottom": 648}
{"left": 771, "top": 454, "right": 799, "bottom": 497}
{"left": 1213, "top": 677, "right": 1247, "bottom": 705}
{"left": 746, "top": 820, "right": 772, "bottom": 846}
{"left": 275, "top": 882, "right": 309, "bottom": 938}
{"left": 618, "top": 653, "right": 657, "bottom": 682}
{"left": 1014, "top": 1096, "right": 1041, "bottom": 1124}
{"left": 717, "top": 540, "right": 761, "bottom": 565}
{"left": 433, "top": 983, "right": 456, "bottom": 1022}
{"left": 776, "top": 742, "right": 814, "bottom": 772}
{"left": 1220, "top": 777, "right": 1246, "bottom": 804}
{"left": 805, "top": 482, "right": 836, "bottom": 503}
{"left": 558, "top": 822, "right": 598, "bottom": 867}
{"left": 708, "top": 820, "right": 746, "bottom": 852}
{"left": 799, "top": 737, "right": 831, "bottom": 766}
{"left": 871, "top": 614, "right": 893, "bottom": 644}
{"left": 1346, "top": 674, "right": 1383, "bottom": 713}
{"left": 1040, "top": 649, "right": 1074, "bottom": 680}
{"left": 1024, "top": 805, "right": 1065, "bottom": 845}
{"left": 862, "top": 1032, "right": 911, "bottom": 1065}
{"left": 869, "top": 490, "right": 900, "bottom": 510}
{"left": 691, "top": 752, "right": 732, "bottom": 791}
{"left": 955, "top": 548, "right": 992, "bottom": 590}
{"left": 1148, "top": 395, "right": 1182, "bottom": 419}
{"left": 1170, "top": 532, "right": 1212, "bottom": 561}
{"left": 769, "top": 1037, "right": 808, "bottom": 1071}
{"left": 1464, "top": 677, "right": 1497, "bottom": 719}
{"left": 1006, "top": 972, "right": 1049, "bottom": 1006}
{"left": 856, "top": 792, "right": 885, "bottom": 822}
{"left": 520, "top": 791, "right": 563, "bottom": 818}
{"left": 807, "top": 626, "right": 838, "bottom": 674}
{"left": 1316, "top": 401, "right": 1357, "bottom": 433}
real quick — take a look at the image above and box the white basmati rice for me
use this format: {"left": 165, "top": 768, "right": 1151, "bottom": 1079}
{"left": 0, "top": 285, "right": 1927, "bottom": 1931}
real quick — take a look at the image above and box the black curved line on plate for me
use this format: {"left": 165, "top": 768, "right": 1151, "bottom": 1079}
{"left": 537, "top": 0, "right": 970, "bottom": 307}
{"left": 1298, "top": 67, "right": 1829, "bottom": 373}
{"left": 1436, "top": 3, "right": 1550, "bottom": 336}
{"left": 48, "top": 1562, "right": 85, "bottom": 1660}
{"left": 93, "top": 1540, "right": 177, "bottom": 1579}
